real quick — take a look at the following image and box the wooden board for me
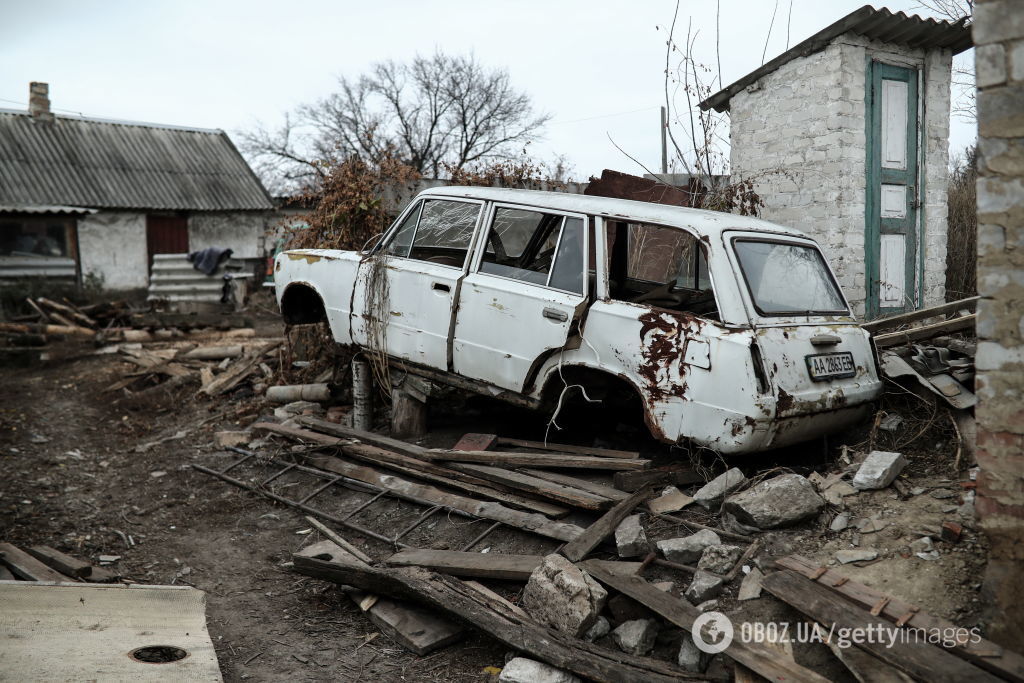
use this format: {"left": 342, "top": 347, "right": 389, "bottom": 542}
{"left": 761, "top": 570, "right": 1001, "bottom": 683}
{"left": 453, "top": 433, "right": 497, "bottom": 451}
{"left": 580, "top": 560, "right": 831, "bottom": 683}
{"left": 292, "top": 552, "right": 691, "bottom": 683}
{"left": 385, "top": 549, "right": 543, "bottom": 581}
{"left": 429, "top": 449, "right": 649, "bottom": 471}
{"left": 520, "top": 469, "right": 630, "bottom": 501}
{"left": 775, "top": 554, "right": 1024, "bottom": 682}
{"left": 448, "top": 463, "right": 613, "bottom": 510}
{"left": 303, "top": 454, "right": 584, "bottom": 543}
{"left": 496, "top": 437, "right": 640, "bottom": 459}
{"left": 613, "top": 464, "right": 702, "bottom": 492}
{"left": 560, "top": 486, "right": 653, "bottom": 562}
{"left": 297, "top": 417, "right": 427, "bottom": 458}
{"left": 0, "top": 544, "right": 74, "bottom": 582}
{"left": 861, "top": 295, "right": 979, "bottom": 333}
{"left": 0, "top": 565, "right": 15, "bottom": 580}
{"left": 873, "top": 314, "right": 976, "bottom": 347}
{"left": 827, "top": 638, "right": 915, "bottom": 683}
{"left": 26, "top": 545, "right": 92, "bottom": 578}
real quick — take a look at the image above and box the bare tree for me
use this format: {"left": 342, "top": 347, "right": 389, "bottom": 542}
{"left": 916, "top": 0, "right": 975, "bottom": 121}
{"left": 240, "top": 52, "right": 550, "bottom": 193}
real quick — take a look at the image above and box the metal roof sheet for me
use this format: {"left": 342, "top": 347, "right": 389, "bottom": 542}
{"left": 0, "top": 110, "right": 273, "bottom": 211}
{"left": 0, "top": 204, "right": 97, "bottom": 214}
{"left": 700, "top": 5, "right": 972, "bottom": 113}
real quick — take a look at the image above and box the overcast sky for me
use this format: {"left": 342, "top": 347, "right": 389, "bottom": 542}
{"left": 1, "top": 0, "right": 975, "bottom": 181}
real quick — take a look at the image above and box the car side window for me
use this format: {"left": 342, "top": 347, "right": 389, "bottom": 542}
{"left": 480, "top": 207, "right": 585, "bottom": 295}
{"left": 407, "top": 200, "right": 479, "bottom": 267}
{"left": 385, "top": 202, "right": 422, "bottom": 257}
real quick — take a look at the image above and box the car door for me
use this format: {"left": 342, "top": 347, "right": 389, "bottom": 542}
{"left": 351, "top": 197, "right": 483, "bottom": 371}
{"left": 452, "top": 203, "right": 588, "bottom": 392}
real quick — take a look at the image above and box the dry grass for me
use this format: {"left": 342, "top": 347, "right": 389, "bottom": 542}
{"left": 945, "top": 146, "right": 977, "bottom": 302}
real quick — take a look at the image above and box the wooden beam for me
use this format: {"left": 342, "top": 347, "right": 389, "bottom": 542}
{"left": 297, "top": 416, "right": 426, "bottom": 458}
{"left": 304, "top": 455, "right": 584, "bottom": 543}
{"left": 447, "top": 463, "right": 613, "bottom": 510}
{"left": 873, "top": 314, "right": 976, "bottom": 347}
{"left": 385, "top": 549, "right": 544, "bottom": 581}
{"left": 292, "top": 553, "right": 693, "bottom": 683}
{"left": 775, "top": 555, "right": 1024, "bottom": 682}
{"left": 496, "top": 437, "right": 640, "bottom": 459}
{"left": 560, "top": 486, "right": 653, "bottom": 562}
{"left": 579, "top": 561, "right": 831, "bottom": 683}
{"left": 861, "top": 296, "right": 979, "bottom": 333}
{"left": 453, "top": 433, "right": 497, "bottom": 451}
{"left": 429, "top": 449, "right": 649, "bottom": 471}
{"left": 761, "top": 570, "right": 1002, "bottom": 683}
{"left": 304, "top": 517, "right": 373, "bottom": 563}
{"left": 25, "top": 545, "right": 92, "bottom": 578}
{"left": 521, "top": 469, "right": 630, "bottom": 501}
{"left": 613, "top": 464, "right": 702, "bottom": 492}
{"left": 0, "top": 543, "right": 74, "bottom": 582}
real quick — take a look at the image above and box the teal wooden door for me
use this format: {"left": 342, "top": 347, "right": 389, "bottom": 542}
{"left": 865, "top": 61, "right": 919, "bottom": 319}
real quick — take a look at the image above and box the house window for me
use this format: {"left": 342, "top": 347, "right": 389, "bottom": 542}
{"left": 0, "top": 216, "right": 74, "bottom": 257}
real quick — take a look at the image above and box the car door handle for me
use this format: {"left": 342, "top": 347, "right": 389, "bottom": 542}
{"left": 431, "top": 282, "right": 450, "bottom": 292}
{"left": 542, "top": 307, "right": 568, "bottom": 322}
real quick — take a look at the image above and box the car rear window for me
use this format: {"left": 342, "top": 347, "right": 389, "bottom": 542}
{"left": 733, "top": 239, "right": 848, "bottom": 315}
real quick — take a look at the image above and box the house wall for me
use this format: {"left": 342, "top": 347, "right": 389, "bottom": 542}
{"left": 729, "top": 34, "right": 952, "bottom": 318}
{"left": 77, "top": 211, "right": 148, "bottom": 290}
{"left": 973, "top": 0, "right": 1024, "bottom": 648}
{"left": 188, "top": 212, "right": 269, "bottom": 260}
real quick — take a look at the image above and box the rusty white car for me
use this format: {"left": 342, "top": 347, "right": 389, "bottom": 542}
{"left": 274, "top": 187, "right": 883, "bottom": 454}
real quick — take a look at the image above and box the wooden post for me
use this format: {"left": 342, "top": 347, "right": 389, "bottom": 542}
{"left": 352, "top": 356, "right": 373, "bottom": 432}
{"left": 391, "top": 386, "right": 426, "bottom": 438}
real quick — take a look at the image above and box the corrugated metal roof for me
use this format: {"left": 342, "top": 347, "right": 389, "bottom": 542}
{"left": 0, "top": 204, "right": 97, "bottom": 214}
{"left": 0, "top": 109, "right": 273, "bottom": 211}
{"left": 700, "top": 5, "right": 972, "bottom": 112}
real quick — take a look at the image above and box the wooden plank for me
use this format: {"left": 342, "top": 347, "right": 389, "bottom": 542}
{"left": 776, "top": 555, "right": 1024, "bottom": 682}
{"left": 298, "top": 541, "right": 462, "bottom": 655}
{"left": 873, "top": 314, "right": 976, "bottom": 347}
{"left": 429, "top": 449, "right": 649, "bottom": 471}
{"left": 580, "top": 560, "right": 831, "bottom": 683}
{"left": 448, "top": 463, "right": 613, "bottom": 510}
{"left": 614, "top": 464, "right": 702, "bottom": 492}
{"left": 761, "top": 570, "right": 1002, "bottom": 683}
{"left": 297, "top": 416, "right": 427, "bottom": 458}
{"left": 292, "top": 553, "right": 691, "bottom": 683}
{"left": 86, "top": 566, "right": 120, "bottom": 583}
{"left": 26, "top": 545, "right": 92, "bottom": 578}
{"left": 304, "top": 517, "right": 373, "bottom": 563}
{"left": 462, "top": 580, "right": 529, "bottom": 618}
{"left": 521, "top": 469, "right": 630, "bottom": 501}
{"left": 861, "top": 296, "right": 979, "bottom": 333}
{"left": 496, "top": 437, "right": 640, "bottom": 459}
{"left": 303, "top": 454, "right": 585, "bottom": 543}
{"left": 453, "top": 433, "right": 497, "bottom": 451}
{"left": 0, "top": 565, "right": 15, "bottom": 580}
{"left": 826, "top": 637, "right": 915, "bottom": 683}
{"left": 255, "top": 421, "right": 343, "bottom": 447}
{"left": 560, "top": 486, "right": 653, "bottom": 562}
{"left": 335, "top": 442, "right": 569, "bottom": 517}
{"left": 385, "top": 549, "right": 543, "bottom": 581}
{"left": 0, "top": 543, "right": 74, "bottom": 582}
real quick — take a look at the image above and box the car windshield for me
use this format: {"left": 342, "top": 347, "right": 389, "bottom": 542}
{"left": 733, "top": 239, "right": 848, "bottom": 315}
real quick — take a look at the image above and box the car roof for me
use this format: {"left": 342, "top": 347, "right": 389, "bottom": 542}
{"left": 417, "top": 186, "right": 808, "bottom": 240}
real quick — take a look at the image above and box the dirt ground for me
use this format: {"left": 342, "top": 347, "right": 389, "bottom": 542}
{"left": 0, "top": 316, "right": 991, "bottom": 682}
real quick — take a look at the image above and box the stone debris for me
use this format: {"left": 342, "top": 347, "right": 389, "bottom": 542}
{"left": 677, "top": 636, "right": 709, "bottom": 673}
{"left": 830, "top": 511, "right": 851, "bottom": 531}
{"left": 273, "top": 400, "right": 325, "bottom": 419}
{"left": 498, "top": 657, "right": 582, "bottom": 683}
{"left": 856, "top": 516, "right": 888, "bottom": 534}
{"left": 214, "top": 430, "right": 251, "bottom": 448}
{"left": 910, "top": 536, "right": 940, "bottom": 560}
{"left": 614, "top": 514, "right": 648, "bottom": 558}
{"left": 852, "top": 451, "right": 907, "bottom": 490}
{"left": 738, "top": 567, "right": 764, "bottom": 600}
{"left": 611, "top": 619, "right": 659, "bottom": 656}
{"left": 685, "top": 570, "right": 724, "bottom": 603}
{"left": 656, "top": 529, "right": 721, "bottom": 564}
{"left": 697, "top": 544, "right": 743, "bottom": 574}
{"left": 723, "top": 474, "right": 825, "bottom": 529}
{"left": 822, "top": 480, "right": 858, "bottom": 506}
{"left": 583, "top": 616, "right": 610, "bottom": 642}
{"left": 878, "top": 414, "right": 904, "bottom": 432}
{"left": 696, "top": 599, "right": 719, "bottom": 612}
{"left": 693, "top": 468, "right": 747, "bottom": 510}
{"left": 835, "top": 548, "right": 879, "bottom": 564}
{"left": 521, "top": 554, "right": 607, "bottom": 638}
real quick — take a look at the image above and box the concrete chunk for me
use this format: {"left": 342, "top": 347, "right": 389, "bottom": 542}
{"left": 521, "top": 554, "right": 607, "bottom": 638}
{"left": 738, "top": 567, "right": 764, "bottom": 600}
{"left": 698, "top": 544, "right": 743, "bottom": 574}
{"left": 852, "top": 451, "right": 907, "bottom": 490}
{"left": 499, "top": 657, "right": 581, "bottom": 683}
{"left": 835, "top": 548, "right": 878, "bottom": 564}
{"left": 656, "top": 529, "right": 721, "bottom": 564}
{"left": 723, "top": 474, "right": 825, "bottom": 529}
{"left": 677, "top": 636, "right": 709, "bottom": 672}
{"left": 685, "top": 570, "right": 724, "bottom": 603}
{"left": 614, "top": 514, "right": 648, "bottom": 558}
{"left": 583, "top": 616, "right": 610, "bottom": 642}
{"left": 693, "top": 468, "right": 747, "bottom": 510}
{"left": 611, "top": 619, "right": 659, "bottom": 656}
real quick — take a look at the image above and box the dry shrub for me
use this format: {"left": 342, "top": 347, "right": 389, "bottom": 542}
{"left": 444, "top": 157, "right": 566, "bottom": 190}
{"left": 945, "top": 146, "right": 977, "bottom": 301}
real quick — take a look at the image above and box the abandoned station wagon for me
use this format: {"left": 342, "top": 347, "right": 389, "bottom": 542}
{"left": 275, "top": 187, "right": 883, "bottom": 454}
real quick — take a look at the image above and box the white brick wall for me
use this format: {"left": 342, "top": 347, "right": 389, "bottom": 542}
{"left": 729, "top": 34, "right": 952, "bottom": 318}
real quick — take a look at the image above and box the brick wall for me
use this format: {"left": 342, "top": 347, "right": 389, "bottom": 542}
{"left": 729, "top": 34, "right": 952, "bottom": 317}
{"left": 973, "top": 0, "right": 1024, "bottom": 649}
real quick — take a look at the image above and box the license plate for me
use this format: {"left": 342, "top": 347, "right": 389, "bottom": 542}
{"left": 805, "top": 352, "right": 856, "bottom": 381}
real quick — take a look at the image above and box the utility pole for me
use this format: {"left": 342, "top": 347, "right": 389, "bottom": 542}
{"left": 660, "top": 106, "right": 668, "bottom": 175}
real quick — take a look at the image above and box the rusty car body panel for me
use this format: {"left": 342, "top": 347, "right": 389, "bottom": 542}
{"left": 275, "top": 187, "right": 882, "bottom": 454}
